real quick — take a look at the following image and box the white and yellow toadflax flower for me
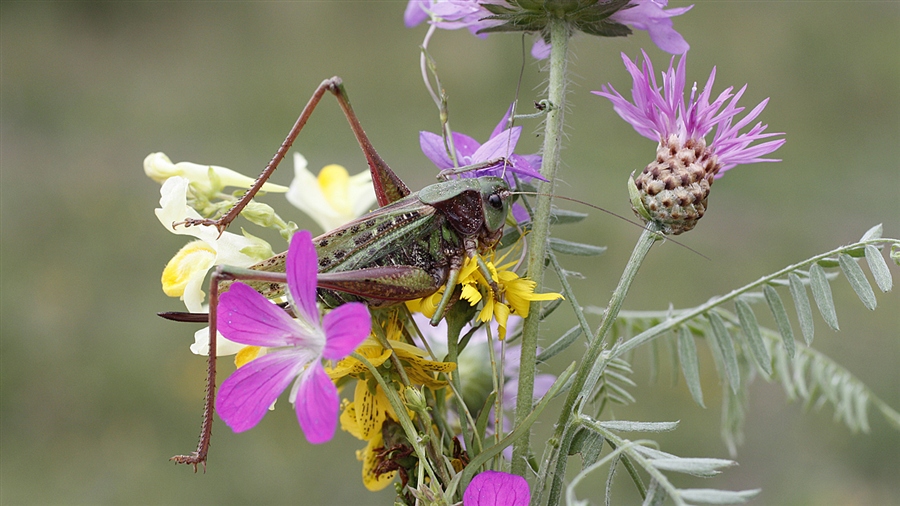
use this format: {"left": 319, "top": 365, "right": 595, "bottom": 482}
{"left": 286, "top": 153, "right": 378, "bottom": 232}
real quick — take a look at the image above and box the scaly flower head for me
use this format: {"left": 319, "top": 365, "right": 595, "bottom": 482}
{"left": 285, "top": 152, "right": 378, "bottom": 233}
{"left": 593, "top": 51, "right": 785, "bottom": 234}
{"left": 464, "top": 470, "right": 531, "bottom": 506}
{"left": 214, "top": 230, "right": 371, "bottom": 443}
{"left": 420, "top": 105, "right": 543, "bottom": 184}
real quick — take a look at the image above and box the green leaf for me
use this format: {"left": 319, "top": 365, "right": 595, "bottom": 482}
{"left": 735, "top": 298, "right": 772, "bottom": 376}
{"left": 548, "top": 237, "right": 607, "bottom": 256}
{"left": 816, "top": 258, "right": 840, "bottom": 268}
{"left": 864, "top": 245, "right": 893, "bottom": 292}
{"left": 809, "top": 263, "right": 839, "bottom": 330}
{"left": 677, "top": 326, "right": 705, "bottom": 407}
{"left": 549, "top": 207, "right": 589, "bottom": 225}
{"left": 536, "top": 325, "right": 581, "bottom": 363}
{"left": 789, "top": 273, "right": 815, "bottom": 345}
{"left": 649, "top": 458, "right": 735, "bottom": 478}
{"left": 472, "top": 391, "right": 497, "bottom": 457}
{"left": 707, "top": 312, "right": 740, "bottom": 394}
{"left": 763, "top": 285, "right": 796, "bottom": 359}
{"left": 599, "top": 420, "right": 679, "bottom": 432}
{"left": 678, "top": 488, "right": 760, "bottom": 504}
{"left": 859, "top": 223, "right": 883, "bottom": 241}
{"left": 568, "top": 427, "right": 604, "bottom": 464}
{"left": 838, "top": 253, "right": 877, "bottom": 310}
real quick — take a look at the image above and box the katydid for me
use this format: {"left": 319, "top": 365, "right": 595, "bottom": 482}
{"left": 167, "top": 77, "right": 517, "bottom": 470}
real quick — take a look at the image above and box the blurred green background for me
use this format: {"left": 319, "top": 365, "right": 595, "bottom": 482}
{"left": 2, "top": 2, "right": 898, "bottom": 505}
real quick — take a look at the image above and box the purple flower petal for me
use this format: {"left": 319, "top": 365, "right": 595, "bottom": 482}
{"left": 511, "top": 202, "right": 530, "bottom": 224}
{"left": 473, "top": 126, "right": 522, "bottom": 163}
{"left": 420, "top": 131, "right": 456, "bottom": 169}
{"left": 295, "top": 363, "right": 339, "bottom": 444}
{"left": 321, "top": 302, "right": 371, "bottom": 360}
{"left": 610, "top": 0, "right": 692, "bottom": 55}
{"left": 531, "top": 38, "right": 551, "bottom": 60}
{"left": 463, "top": 470, "right": 531, "bottom": 506}
{"left": 216, "top": 350, "right": 309, "bottom": 432}
{"left": 404, "top": 0, "right": 429, "bottom": 27}
{"left": 218, "top": 282, "right": 309, "bottom": 347}
{"left": 490, "top": 104, "right": 515, "bottom": 140}
{"left": 452, "top": 132, "right": 482, "bottom": 161}
{"left": 594, "top": 52, "right": 784, "bottom": 172}
{"left": 287, "top": 230, "right": 320, "bottom": 323}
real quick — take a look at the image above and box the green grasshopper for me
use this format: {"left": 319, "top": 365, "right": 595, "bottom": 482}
{"left": 168, "top": 77, "right": 516, "bottom": 469}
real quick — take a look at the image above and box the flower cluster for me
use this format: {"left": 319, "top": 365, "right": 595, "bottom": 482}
{"left": 145, "top": 1, "right": 798, "bottom": 503}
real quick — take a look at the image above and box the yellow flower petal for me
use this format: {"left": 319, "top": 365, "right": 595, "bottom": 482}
{"left": 161, "top": 240, "right": 215, "bottom": 297}
{"left": 352, "top": 380, "right": 392, "bottom": 441}
{"left": 358, "top": 432, "right": 396, "bottom": 491}
{"left": 234, "top": 346, "right": 261, "bottom": 368}
{"left": 461, "top": 283, "right": 483, "bottom": 306}
{"left": 327, "top": 339, "right": 392, "bottom": 380}
{"left": 318, "top": 164, "right": 353, "bottom": 215}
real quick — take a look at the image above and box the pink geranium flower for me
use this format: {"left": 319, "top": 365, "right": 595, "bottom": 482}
{"left": 464, "top": 470, "right": 531, "bottom": 506}
{"left": 215, "top": 231, "right": 371, "bottom": 443}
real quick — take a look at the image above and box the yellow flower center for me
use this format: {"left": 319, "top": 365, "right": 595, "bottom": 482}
{"left": 161, "top": 240, "right": 216, "bottom": 297}
{"left": 318, "top": 164, "right": 352, "bottom": 215}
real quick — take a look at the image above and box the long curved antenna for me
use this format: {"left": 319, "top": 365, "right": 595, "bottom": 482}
{"left": 512, "top": 191, "right": 711, "bottom": 260}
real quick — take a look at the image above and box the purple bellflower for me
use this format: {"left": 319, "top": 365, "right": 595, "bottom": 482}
{"left": 215, "top": 230, "right": 371, "bottom": 443}
{"left": 464, "top": 470, "right": 531, "bottom": 506}
{"left": 419, "top": 105, "right": 543, "bottom": 184}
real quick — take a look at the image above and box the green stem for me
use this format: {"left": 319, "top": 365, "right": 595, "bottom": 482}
{"left": 512, "top": 16, "right": 569, "bottom": 476}
{"left": 538, "top": 223, "right": 661, "bottom": 506}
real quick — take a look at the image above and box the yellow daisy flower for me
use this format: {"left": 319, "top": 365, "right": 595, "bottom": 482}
{"left": 407, "top": 251, "right": 563, "bottom": 339}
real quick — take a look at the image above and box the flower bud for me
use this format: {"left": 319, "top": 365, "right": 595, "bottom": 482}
{"left": 630, "top": 135, "right": 718, "bottom": 235}
{"left": 403, "top": 386, "right": 428, "bottom": 416}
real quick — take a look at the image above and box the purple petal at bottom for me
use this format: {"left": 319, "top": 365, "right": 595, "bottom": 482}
{"left": 217, "top": 351, "right": 306, "bottom": 432}
{"left": 295, "top": 363, "right": 339, "bottom": 444}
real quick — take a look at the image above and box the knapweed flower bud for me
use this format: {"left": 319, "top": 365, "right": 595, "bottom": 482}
{"left": 631, "top": 135, "right": 717, "bottom": 234}
{"left": 594, "top": 51, "right": 785, "bottom": 234}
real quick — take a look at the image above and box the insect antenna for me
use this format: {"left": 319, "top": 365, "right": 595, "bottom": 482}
{"left": 510, "top": 191, "right": 711, "bottom": 260}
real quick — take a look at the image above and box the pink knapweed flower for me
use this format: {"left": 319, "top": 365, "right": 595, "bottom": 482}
{"left": 593, "top": 50, "right": 785, "bottom": 234}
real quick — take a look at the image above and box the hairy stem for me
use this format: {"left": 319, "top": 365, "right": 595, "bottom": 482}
{"left": 512, "top": 17, "right": 569, "bottom": 476}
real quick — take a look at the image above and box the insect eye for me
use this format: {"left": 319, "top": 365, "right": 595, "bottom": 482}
{"left": 488, "top": 192, "right": 504, "bottom": 209}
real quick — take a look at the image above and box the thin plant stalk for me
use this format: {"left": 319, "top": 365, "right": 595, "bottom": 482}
{"left": 511, "top": 17, "right": 570, "bottom": 475}
{"left": 537, "top": 223, "right": 662, "bottom": 506}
